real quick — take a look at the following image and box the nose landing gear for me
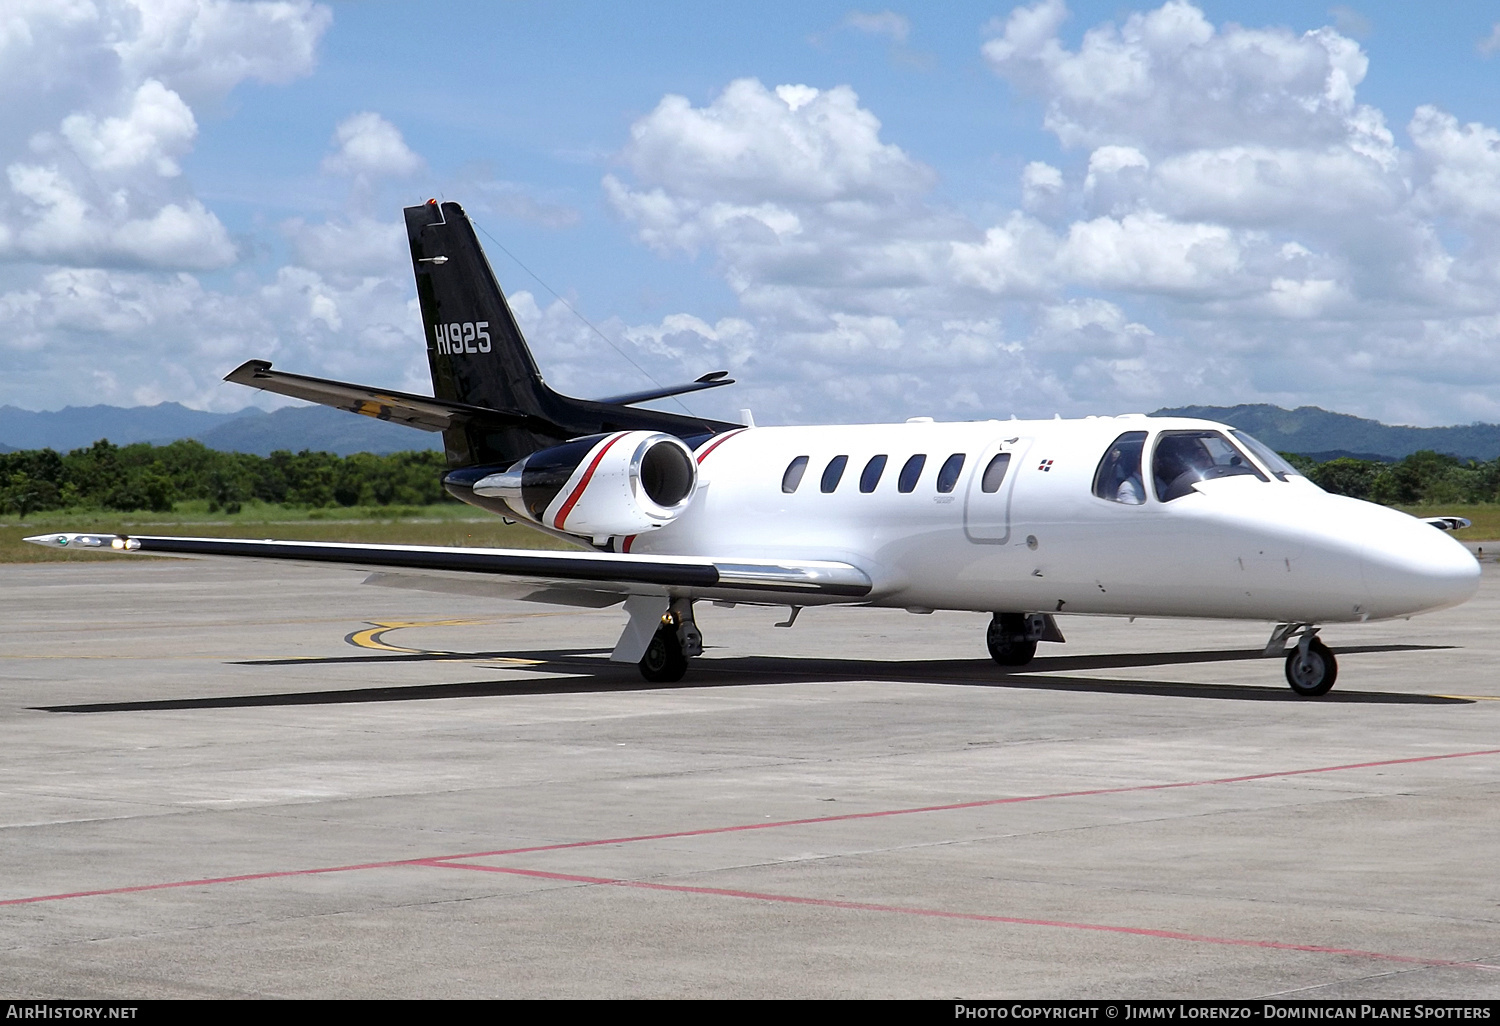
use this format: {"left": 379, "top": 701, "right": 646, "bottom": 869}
{"left": 1285, "top": 637, "right": 1337, "bottom": 696}
{"left": 1267, "top": 623, "right": 1338, "bottom": 697}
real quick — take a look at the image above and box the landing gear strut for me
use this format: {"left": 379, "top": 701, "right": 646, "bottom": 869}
{"left": 1267, "top": 623, "right": 1338, "bottom": 697}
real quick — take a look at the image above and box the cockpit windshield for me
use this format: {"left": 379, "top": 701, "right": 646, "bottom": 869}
{"left": 1230, "top": 430, "right": 1303, "bottom": 481}
{"left": 1152, "top": 430, "right": 1267, "bottom": 502}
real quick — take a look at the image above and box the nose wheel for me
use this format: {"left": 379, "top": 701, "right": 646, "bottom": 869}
{"left": 1284, "top": 637, "right": 1337, "bottom": 697}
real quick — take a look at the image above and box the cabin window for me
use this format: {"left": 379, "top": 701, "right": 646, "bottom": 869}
{"left": 860, "top": 455, "right": 888, "bottom": 493}
{"left": 898, "top": 454, "right": 926, "bottom": 493}
{"left": 981, "top": 453, "right": 1011, "bottom": 493}
{"left": 936, "top": 453, "right": 966, "bottom": 493}
{"left": 821, "top": 455, "right": 849, "bottom": 493}
{"left": 1152, "top": 430, "right": 1267, "bottom": 502}
{"left": 1092, "top": 431, "right": 1148, "bottom": 504}
{"left": 782, "top": 456, "right": 809, "bottom": 493}
{"left": 1230, "top": 430, "right": 1303, "bottom": 481}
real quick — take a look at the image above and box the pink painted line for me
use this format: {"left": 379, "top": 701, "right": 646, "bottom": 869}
{"left": 0, "top": 858, "right": 433, "bottom": 907}
{"left": 427, "top": 860, "right": 1488, "bottom": 971}
{"left": 3, "top": 747, "right": 1497, "bottom": 910}
{"left": 419, "top": 747, "right": 1500, "bottom": 862}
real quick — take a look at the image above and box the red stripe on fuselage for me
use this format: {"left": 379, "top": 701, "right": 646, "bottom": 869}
{"left": 695, "top": 428, "right": 745, "bottom": 465}
{"left": 553, "top": 433, "right": 628, "bottom": 531}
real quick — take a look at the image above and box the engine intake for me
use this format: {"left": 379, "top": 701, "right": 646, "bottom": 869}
{"left": 472, "top": 431, "right": 699, "bottom": 538}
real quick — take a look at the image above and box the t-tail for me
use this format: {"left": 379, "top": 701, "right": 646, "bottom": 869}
{"left": 405, "top": 198, "right": 736, "bottom": 467}
{"left": 224, "top": 199, "right": 737, "bottom": 472}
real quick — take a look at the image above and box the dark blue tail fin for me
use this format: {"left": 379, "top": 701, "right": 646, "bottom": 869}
{"left": 404, "top": 200, "right": 733, "bottom": 468}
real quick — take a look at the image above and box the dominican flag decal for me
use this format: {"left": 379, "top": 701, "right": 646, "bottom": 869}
{"left": 1038, "top": 459, "right": 1055, "bottom": 472}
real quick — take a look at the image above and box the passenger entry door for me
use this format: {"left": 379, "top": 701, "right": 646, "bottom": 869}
{"left": 964, "top": 435, "right": 1032, "bottom": 543}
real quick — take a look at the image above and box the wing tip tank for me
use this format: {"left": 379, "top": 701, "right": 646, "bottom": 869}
{"left": 24, "top": 533, "right": 139, "bottom": 551}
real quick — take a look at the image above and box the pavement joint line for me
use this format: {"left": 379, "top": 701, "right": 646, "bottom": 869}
{"left": 420, "top": 859, "right": 1495, "bottom": 972}
{"left": 2, "top": 746, "right": 1498, "bottom": 911}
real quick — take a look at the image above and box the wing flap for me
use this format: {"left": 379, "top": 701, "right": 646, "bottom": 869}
{"left": 24, "top": 534, "right": 873, "bottom": 600}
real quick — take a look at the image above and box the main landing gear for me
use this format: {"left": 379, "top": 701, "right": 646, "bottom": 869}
{"left": 1266, "top": 623, "right": 1338, "bottom": 697}
{"left": 986, "top": 612, "right": 1065, "bottom": 667}
{"left": 639, "top": 622, "right": 689, "bottom": 682}
{"left": 635, "top": 602, "right": 702, "bottom": 684}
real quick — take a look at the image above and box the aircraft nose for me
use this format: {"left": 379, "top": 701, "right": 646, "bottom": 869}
{"left": 1361, "top": 512, "right": 1481, "bottom": 617}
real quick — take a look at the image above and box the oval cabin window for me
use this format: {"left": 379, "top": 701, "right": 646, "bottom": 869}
{"left": 898, "top": 454, "right": 926, "bottom": 493}
{"left": 821, "top": 455, "right": 849, "bottom": 493}
{"left": 782, "top": 455, "right": 809, "bottom": 493}
{"left": 936, "top": 453, "right": 966, "bottom": 493}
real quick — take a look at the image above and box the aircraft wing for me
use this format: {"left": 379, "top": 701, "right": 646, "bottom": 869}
{"left": 223, "top": 360, "right": 535, "bottom": 433}
{"left": 24, "top": 533, "right": 873, "bottom": 605}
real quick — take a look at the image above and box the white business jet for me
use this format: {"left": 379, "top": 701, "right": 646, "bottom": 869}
{"left": 29, "top": 201, "right": 1481, "bottom": 697}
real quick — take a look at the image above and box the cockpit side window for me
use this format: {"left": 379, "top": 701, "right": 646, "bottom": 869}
{"left": 1152, "top": 430, "right": 1268, "bottom": 502}
{"left": 1092, "top": 431, "right": 1148, "bottom": 505}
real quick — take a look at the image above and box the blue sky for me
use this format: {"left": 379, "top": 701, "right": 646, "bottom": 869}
{"left": 4, "top": 1, "right": 1500, "bottom": 428}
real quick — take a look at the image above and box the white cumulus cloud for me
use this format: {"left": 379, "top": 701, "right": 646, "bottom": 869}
{"left": 0, "top": 0, "right": 331, "bottom": 273}
{"left": 321, "top": 112, "right": 424, "bottom": 180}
{"left": 587, "top": 4, "right": 1500, "bottom": 426}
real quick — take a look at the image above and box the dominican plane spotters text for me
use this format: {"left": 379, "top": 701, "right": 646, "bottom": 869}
{"left": 30, "top": 200, "right": 1480, "bottom": 695}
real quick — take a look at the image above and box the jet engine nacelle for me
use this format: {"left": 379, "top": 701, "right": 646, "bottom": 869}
{"left": 472, "top": 430, "right": 698, "bottom": 538}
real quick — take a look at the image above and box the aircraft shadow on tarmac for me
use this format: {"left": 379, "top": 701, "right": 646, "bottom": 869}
{"left": 37, "top": 644, "right": 1470, "bottom": 713}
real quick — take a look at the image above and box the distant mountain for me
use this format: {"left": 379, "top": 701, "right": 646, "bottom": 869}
{"left": 1153, "top": 405, "right": 1500, "bottom": 461}
{"left": 193, "top": 405, "right": 441, "bottom": 456}
{"left": 0, "top": 402, "right": 440, "bottom": 456}
{"left": 0, "top": 402, "right": 256, "bottom": 451}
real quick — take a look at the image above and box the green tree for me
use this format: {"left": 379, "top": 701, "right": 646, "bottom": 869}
{"left": 1309, "top": 458, "right": 1380, "bottom": 500}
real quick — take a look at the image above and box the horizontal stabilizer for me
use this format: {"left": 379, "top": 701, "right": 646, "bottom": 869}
{"left": 1422, "top": 516, "right": 1472, "bottom": 531}
{"left": 224, "top": 360, "right": 537, "bottom": 433}
{"left": 595, "top": 371, "right": 734, "bottom": 407}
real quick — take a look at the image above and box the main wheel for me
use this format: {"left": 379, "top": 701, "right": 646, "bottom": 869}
{"left": 639, "top": 626, "right": 688, "bottom": 683}
{"left": 987, "top": 613, "right": 1037, "bottom": 667}
{"left": 1284, "top": 638, "right": 1337, "bottom": 697}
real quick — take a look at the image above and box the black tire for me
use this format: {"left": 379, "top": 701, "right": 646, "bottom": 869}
{"left": 1284, "top": 638, "right": 1337, "bottom": 697}
{"left": 639, "top": 626, "right": 688, "bottom": 683}
{"left": 987, "top": 613, "right": 1037, "bottom": 667}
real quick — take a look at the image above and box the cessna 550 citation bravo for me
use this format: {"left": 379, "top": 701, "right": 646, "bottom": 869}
{"left": 29, "top": 200, "right": 1481, "bottom": 696}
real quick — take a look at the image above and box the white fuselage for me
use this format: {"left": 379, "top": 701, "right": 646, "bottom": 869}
{"left": 625, "top": 415, "right": 1480, "bottom": 623}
